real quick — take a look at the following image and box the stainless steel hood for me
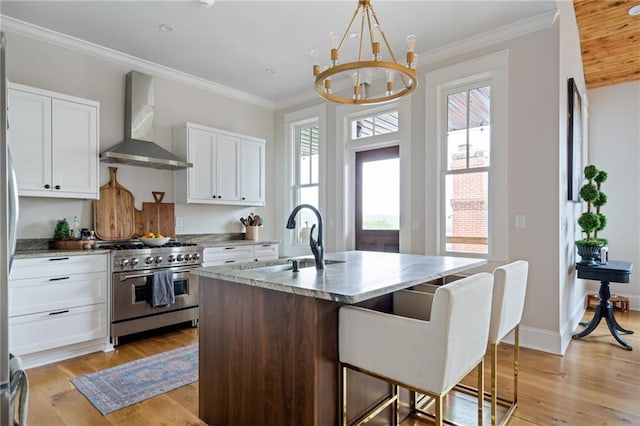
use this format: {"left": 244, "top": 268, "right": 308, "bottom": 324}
{"left": 100, "top": 71, "right": 192, "bottom": 170}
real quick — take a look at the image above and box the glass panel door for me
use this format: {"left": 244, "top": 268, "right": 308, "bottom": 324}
{"left": 355, "top": 146, "right": 400, "bottom": 252}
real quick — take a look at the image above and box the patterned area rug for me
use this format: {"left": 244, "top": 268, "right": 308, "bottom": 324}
{"left": 71, "top": 344, "right": 198, "bottom": 415}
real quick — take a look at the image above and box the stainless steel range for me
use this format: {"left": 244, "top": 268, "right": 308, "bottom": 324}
{"left": 105, "top": 241, "right": 203, "bottom": 346}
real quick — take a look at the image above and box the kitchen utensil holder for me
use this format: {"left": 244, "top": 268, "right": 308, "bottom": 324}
{"left": 245, "top": 226, "right": 259, "bottom": 241}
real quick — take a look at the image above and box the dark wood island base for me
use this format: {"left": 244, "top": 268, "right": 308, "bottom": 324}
{"left": 198, "top": 277, "right": 393, "bottom": 425}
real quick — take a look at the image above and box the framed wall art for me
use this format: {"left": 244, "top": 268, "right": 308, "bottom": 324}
{"left": 567, "top": 77, "right": 583, "bottom": 202}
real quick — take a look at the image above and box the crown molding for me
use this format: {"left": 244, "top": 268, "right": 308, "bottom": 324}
{"left": 419, "top": 10, "right": 558, "bottom": 67}
{"left": 0, "top": 14, "right": 276, "bottom": 110}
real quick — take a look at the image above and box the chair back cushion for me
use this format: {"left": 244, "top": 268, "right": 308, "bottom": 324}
{"left": 430, "top": 272, "right": 494, "bottom": 393}
{"left": 488, "top": 260, "right": 529, "bottom": 343}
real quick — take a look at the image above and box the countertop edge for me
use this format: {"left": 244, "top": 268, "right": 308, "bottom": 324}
{"left": 15, "top": 249, "right": 111, "bottom": 258}
{"left": 194, "top": 253, "right": 487, "bottom": 304}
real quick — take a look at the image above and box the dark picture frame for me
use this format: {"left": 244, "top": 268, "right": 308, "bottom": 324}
{"left": 567, "top": 78, "right": 583, "bottom": 202}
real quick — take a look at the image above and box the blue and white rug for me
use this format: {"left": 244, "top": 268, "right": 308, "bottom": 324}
{"left": 71, "top": 343, "right": 198, "bottom": 415}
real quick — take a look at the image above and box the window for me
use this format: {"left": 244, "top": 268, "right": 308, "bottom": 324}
{"left": 444, "top": 85, "right": 491, "bottom": 254}
{"left": 284, "top": 104, "right": 326, "bottom": 255}
{"left": 293, "top": 122, "right": 320, "bottom": 244}
{"left": 425, "top": 50, "right": 508, "bottom": 261}
{"left": 351, "top": 111, "right": 399, "bottom": 140}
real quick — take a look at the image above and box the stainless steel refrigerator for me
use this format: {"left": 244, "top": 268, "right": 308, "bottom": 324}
{"left": 1, "top": 30, "right": 20, "bottom": 426}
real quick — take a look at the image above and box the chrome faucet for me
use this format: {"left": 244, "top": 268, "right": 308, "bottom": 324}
{"left": 286, "top": 204, "right": 324, "bottom": 269}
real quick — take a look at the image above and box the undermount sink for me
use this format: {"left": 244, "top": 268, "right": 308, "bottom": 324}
{"left": 243, "top": 258, "right": 345, "bottom": 273}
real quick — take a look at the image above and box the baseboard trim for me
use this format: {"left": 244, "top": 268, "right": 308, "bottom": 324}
{"left": 17, "top": 338, "right": 113, "bottom": 369}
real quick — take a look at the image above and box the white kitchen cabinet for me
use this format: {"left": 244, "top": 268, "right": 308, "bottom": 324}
{"left": 240, "top": 139, "right": 265, "bottom": 205}
{"left": 173, "top": 122, "right": 265, "bottom": 206}
{"left": 8, "top": 253, "right": 109, "bottom": 364}
{"left": 8, "top": 83, "right": 100, "bottom": 199}
{"left": 202, "top": 243, "right": 279, "bottom": 267}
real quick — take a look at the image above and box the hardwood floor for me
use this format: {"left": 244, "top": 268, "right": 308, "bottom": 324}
{"left": 21, "top": 310, "right": 640, "bottom": 425}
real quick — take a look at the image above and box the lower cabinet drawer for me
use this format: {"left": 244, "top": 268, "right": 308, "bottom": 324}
{"left": 9, "top": 272, "right": 107, "bottom": 317}
{"left": 9, "top": 303, "right": 108, "bottom": 355}
{"left": 203, "top": 257, "right": 255, "bottom": 267}
{"left": 204, "top": 246, "right": 255, "bottom": 263}
{"left": 10, "top": 254, "right": 107, "bottom": 279}
{"left": 254, "top": 243, "right": 278, "bottom": 260}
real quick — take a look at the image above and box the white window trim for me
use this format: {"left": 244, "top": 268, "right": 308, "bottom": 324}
{"left": 335, "top": 99, "right": 412, "bottom": 252}
{"left": 425, "top": 50, "right": 509, "bottom": 261}
{"left": 283, "top": 104, "right": 327, "bottom": 257}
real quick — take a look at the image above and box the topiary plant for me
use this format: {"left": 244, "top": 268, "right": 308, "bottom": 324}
{"left": 577, "top": 164, "right": 607, "bottom": 246}
{"left": 53, "top": 218, "right": 72, "bottom": 240}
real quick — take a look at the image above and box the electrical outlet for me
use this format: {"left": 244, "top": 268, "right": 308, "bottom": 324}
{"left": 176, "top": 216, "right": 184, "bottom": 227}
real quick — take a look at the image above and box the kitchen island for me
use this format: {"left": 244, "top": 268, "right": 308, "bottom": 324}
{"left": 192, "top": 251, "right": 486, "bottom": 425}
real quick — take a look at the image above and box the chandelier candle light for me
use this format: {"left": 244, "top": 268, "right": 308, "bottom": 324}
{"left": 312, "top": 0, "right": 418, "bottom": 104}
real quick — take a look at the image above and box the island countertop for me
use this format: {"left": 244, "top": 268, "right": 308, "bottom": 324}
{"left": 191, "top": 250, "right": 486, "bottom": 304}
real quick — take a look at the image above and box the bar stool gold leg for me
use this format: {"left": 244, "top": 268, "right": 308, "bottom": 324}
{"left": 491, "top": 342, "right": 498, "bottom": 426}
{"left": 342, "top": 365, "right": 348, "bottom": 426}
{"left": 435, "top": 395, "right": 443, "bottom": 426}
{"left": 478, "top": 358, "right": 484, "bottom": 426}
{"left": 514, "top": 325, "right": 520, "bottom": 405}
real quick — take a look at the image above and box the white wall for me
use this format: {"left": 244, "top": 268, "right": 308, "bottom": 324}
{"left": 5, "top": 31, "right": 278, "bottom": 241}
{"left": 556, "top": 0, "right": 589, "bottom": 355}
{"left": 588, "top": 80, "right": 640, "bottom": 309}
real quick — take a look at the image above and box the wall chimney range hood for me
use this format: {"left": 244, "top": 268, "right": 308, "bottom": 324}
{"left": 100, "top": 71, "right": 192, "bottom": 170}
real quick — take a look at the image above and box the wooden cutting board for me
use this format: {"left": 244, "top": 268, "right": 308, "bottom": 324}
{"left": 93, "top": 167, "right": 136, "bottom": 241}
{"left": 141, "top": 192, "right": 176, "bottom": 237}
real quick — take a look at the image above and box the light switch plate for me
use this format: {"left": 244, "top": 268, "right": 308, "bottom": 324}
{"left": 515, "top": 214, "right": 526, "bottom": 229}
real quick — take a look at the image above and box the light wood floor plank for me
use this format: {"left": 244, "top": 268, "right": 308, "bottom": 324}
{"left": 20, "top": 311, "right": 639, "bottom": 425}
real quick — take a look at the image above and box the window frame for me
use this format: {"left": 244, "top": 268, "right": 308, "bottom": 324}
{"left": 442, "top": 81, "right": 492, "bottom": 256}
{"left": 425, "top": 50, "right": 509, "bottom": 261}
{"left": 283, "top": 104, "right": 327, "bottom": 257}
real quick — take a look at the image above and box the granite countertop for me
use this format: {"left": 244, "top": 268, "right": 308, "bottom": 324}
{"left": 191, "top": 250, "right": 486, "bottom": 304}
{"left": 15, "top": 248, "right": 111, "bottom": 258}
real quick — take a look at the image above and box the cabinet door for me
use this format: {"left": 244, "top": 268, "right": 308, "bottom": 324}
{"left": 7, "top": 88, "right": 52, "bottom": 195}
{"left": 240, "top": 139, "right": 265, "bottom": 205}
{"left": 52, "top": 99, "right": 99, "bottom": 198}
{"left": 216, "top": 134, "right": 240, "bottom": 201}
{"left": 187, "top": 127, "right": 217, "bottom": 202}
{"left": 9, "top": 304, "right": 108, "bottom": 355}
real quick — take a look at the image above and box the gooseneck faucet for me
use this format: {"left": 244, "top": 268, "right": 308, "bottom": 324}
{"left": 286, "top": 204, "right": 324, "bottom": 269}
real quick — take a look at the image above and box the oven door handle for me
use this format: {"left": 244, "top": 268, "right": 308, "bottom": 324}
{"left": 119, "top": 268, "right": 194, "bottom": 281}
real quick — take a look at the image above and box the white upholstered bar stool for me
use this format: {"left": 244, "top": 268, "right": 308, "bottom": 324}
{"left": 482, "top": 260, "right": 529, "bottom": 425}
{"left": 411, "top": 261, "right": 529, "bottom": 425}
{"left": 339, "top": 272, "right": 494, "bottom": 426}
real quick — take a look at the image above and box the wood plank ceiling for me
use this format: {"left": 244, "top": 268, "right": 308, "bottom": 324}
{"left": 573, "top": 0, "right": 640, "bottom": 89}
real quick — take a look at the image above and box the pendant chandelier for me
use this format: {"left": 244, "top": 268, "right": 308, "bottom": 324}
{"left": 311, "top": 0, "right": 417, "bottom": 105}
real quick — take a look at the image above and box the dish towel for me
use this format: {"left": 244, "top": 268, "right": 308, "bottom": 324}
{"left": 151, "top": 270, "right": 175, "bottom": 307}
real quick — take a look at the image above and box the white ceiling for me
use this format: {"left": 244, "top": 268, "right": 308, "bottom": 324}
{"left": 0, "top": 1, "right": 557, "bottom": 105}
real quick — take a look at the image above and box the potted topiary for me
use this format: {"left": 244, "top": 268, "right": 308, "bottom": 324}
{"left": 576, "top": 164, "right": 608, "bottom": 265}
{"left": 53, "top": 218, "right": 84, "bottom": 250}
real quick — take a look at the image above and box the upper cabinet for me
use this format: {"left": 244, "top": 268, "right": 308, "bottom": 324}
{"left": 173, "top": 122, "right": 265, "bottom": 206}
{"left": 8, "top": 83, "right": 100, "bottom": 199}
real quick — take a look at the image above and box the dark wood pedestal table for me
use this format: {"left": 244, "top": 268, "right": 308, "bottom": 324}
{"left": 573, "top": 260, "right": 634, "bottom": 350}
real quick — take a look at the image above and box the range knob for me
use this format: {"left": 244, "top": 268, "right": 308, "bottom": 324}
{"left": 145, "top": 256, "right": 154, "bottom": 265}
{"left": 193, "top": 253, "right": 201, "bottom": 261}
{"left": 131, "top": 258, "right": 139, "bottom": 266}
{"left": 119, "top": 258, "right": 129, "bottom": 267}
{"left": 154, "top": 256, "right": 163, "bottom": 264}
{"left": 176, "top": 254, "right": 184, "bottom": 262}
{"left": 168, "top": 255, "right": 176, "bottom": 263}
{"left": 185, "top": 253, "right": 192, "bottom": 261}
